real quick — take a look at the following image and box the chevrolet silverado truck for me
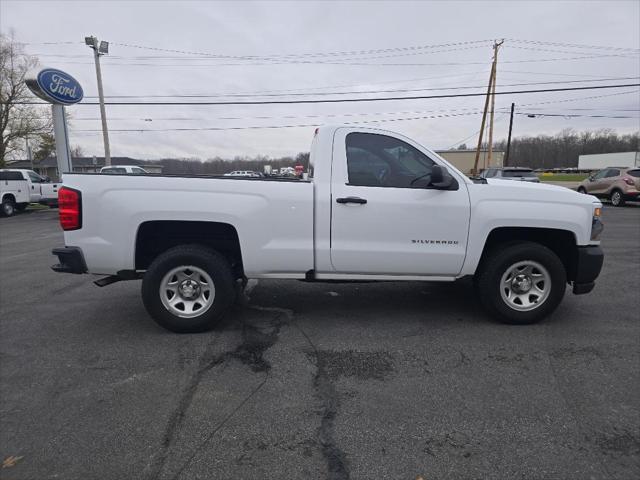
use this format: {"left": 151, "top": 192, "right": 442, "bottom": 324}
{"left": 51, "top": 126, "right": 604, "bottom": 333}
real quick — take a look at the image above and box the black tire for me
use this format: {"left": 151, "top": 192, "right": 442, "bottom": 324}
{"left": 475, "top": 242, "right": 567, "bottom": 325}
{"left": 577, "top": 187, "right": 587, "bottom": 194}
{"left": 610, "top": 189, "right": 625, "bottom": 207}
{"left": 1, "top": 199, "right": 16, "bottom": 217}
{"left": 141, "top": 244, "right": 235, "bottom": 333}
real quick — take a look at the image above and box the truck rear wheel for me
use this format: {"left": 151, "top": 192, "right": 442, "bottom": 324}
{"left": 475, "top": 242, "right": 566, "bottom": 325}
{"left": 1, "top": 199, "right": 16, "bottom": 217}
{"left": 141, "top": 244, "right": 235, "bottom": 333}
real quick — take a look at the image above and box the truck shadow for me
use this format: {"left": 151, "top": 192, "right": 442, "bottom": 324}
{"left": 240, "top": 278, "right": 486, "bottom": 329}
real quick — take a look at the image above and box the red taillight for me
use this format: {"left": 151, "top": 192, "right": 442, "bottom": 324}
{"left": 623, "top": 177, "right": 635, "bottom": 186}
{"left": 58, "top": 187, "right": 82, "bottom": 231}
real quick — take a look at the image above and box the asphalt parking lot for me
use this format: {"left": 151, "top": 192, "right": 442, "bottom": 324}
{"left": 1, "top": 205, "right": 639, "bottom": 480}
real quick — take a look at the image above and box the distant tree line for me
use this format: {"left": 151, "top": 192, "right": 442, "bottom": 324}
{"left": 495, "top": 128, "right": 639, "bottom": 169}
{"left": 148, "top": 129, "right": 638, "bottom": 174}
{"left": 156, "top": 152, "right": 310, "bottom": 175}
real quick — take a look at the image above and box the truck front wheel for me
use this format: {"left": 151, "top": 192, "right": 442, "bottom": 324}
{"left": 475, "top": 242, "right": 566, "bottom": 325}
{"left": 141, "top": 245, "right": 235, "bottom": 333}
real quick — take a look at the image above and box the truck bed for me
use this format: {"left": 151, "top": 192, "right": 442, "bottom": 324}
{"left": 61, "top": 173, "right": 315, "bottom": 276}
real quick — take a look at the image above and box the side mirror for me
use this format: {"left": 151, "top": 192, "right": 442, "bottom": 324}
{"left": 430, "top": 165, "right": 458, "bottom": 190}
{"left": 43, "top": 176, "right": 51, "bottom": 183}
{"left": 588, "top": 174, "right": 595, "bottom": 182}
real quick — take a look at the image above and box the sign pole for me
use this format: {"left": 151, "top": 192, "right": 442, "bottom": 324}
{"left": 52, "top": 104, "right": 72, "bottom": 179}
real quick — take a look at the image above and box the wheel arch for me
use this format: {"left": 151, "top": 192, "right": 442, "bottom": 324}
{"left": 476, "top": 226, "right": 579, "bottom": 282}
{"left": 135, "top": 220, "right": 244, "bottom": 278}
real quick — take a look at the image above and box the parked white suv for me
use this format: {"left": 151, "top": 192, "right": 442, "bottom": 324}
{"left": 223, "top": 170, "right": 260, "bottom": 177}
{"left": 100, "top": 166, "right": 149, "bottom": 174}
{"left": 51, "top": 125, "right": 604, "bottom": 332}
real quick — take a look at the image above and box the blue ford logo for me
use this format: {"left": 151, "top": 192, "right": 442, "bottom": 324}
{"left": 33, "top": 68, "right": 84, "bottom": 105}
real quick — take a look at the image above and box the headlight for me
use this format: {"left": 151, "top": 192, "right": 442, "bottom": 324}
{"left": 591, "top": 206, "right": 604, "bottom": 241}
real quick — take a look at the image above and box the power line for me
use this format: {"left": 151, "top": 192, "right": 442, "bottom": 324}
{"left": 32, "top": 44, "right": 491, "bottom": 63}
{"left": 516, "top": 88, "right": 640, "bottom": 107}
{"left": 507, "top": 38, "right": 640, "bottom": 53}
{"left": 14, "top": 83, "right": 639, "bottom": 106}
{"left": 505, "top": 45, "right": 638, "bottom": 58}
{"left": 41, "top": 104, "right": 640, "bottom": 123}
{"left": 80, "top": 77, "right": 640, "bottom": 99}
{"left": 109, "top": 39, "right": 494, "bottom": 61}
{"left": 68, "top": 110, "right": 639, "bottom": 135}
{"left": 500, "top": 69, "right": 640, "bottom": 78}
{"left": 25, "top": 38, "right": 638, "bottom": 57}
{"left": 70, "top": 110, "right": 491, "bottom": 133}
{"left": 448, "top": 114, "right": 509, "bottom": 149}
{"left": 515, "top": 112, "right": 640, "bottom": 119}
{"left": 45, "top": 52, "right": 636, "bottom": 67}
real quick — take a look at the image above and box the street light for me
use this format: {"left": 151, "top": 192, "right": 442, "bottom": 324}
{"left": 85, "top": 35, "right": 111, "bottom": 166}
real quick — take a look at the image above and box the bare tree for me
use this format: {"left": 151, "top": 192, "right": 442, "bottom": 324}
{"left": 0, "top": 33, "right": 52, "bottom": 166}
{"left": 70, "top": 145, "right": 84, "bottom": 158}
{"left": 493, "top": 128, "right": 639, "bottom": 168}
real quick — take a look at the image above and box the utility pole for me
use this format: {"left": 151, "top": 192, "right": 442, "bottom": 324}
{"left": 26, "top": 137, "right": 33, "bottom": 170}
{"left": 85, "top": 36, "right": 111, "bottom": 166}
{"left": 472, "top": 61, "right": 495, "bottom": 176}
{"left": 505, "top": 102, "right": 515, "bottom": 166}
{"left": 486, "top": 39, "right": 503, "bottom": 170}
{"left": 472, "top": 39, "right": 503, "bottom": 175}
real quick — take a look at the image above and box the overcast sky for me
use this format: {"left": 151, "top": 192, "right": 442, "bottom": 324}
{"left": 2, "top": 0, "right": 639, "bottom": 160}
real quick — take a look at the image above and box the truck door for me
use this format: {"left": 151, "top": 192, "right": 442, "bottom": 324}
{"left": 330, "top": 129, "right": 470, "bottom": 276}
{"left": 25, "top": 171, "right": 42, "bottom": 203}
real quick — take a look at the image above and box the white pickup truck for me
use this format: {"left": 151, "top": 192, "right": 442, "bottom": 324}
{"left": 1, "top": 169, "right": 60, "bottom": 216}
{"left": 51, "top": 126, "right": 604, "bottom": 333}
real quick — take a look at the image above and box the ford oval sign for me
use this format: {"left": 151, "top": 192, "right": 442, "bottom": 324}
{"left": 25, "top": 68, "right": 83, "bottom": 105}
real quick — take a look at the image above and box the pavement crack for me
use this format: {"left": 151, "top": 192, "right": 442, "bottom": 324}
{"left": 293, "top": 321, "right": 350, "bottom": 480}
{"left": 160, "top": 305, "right": 290, "bottom": 480}
{"left": 146, "top": 340, "right": 223, "bottom": 480}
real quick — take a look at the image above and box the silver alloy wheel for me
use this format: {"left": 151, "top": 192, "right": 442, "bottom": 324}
{"left": 500, "top": 260, "right": 551, "bottom": 312}
{"left": 160, "top": 265, "right": 215, "bottom": 318}
{"left": 611, "top": 191, "right": 622, "bottom": 206}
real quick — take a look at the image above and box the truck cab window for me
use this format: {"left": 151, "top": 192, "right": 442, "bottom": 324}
{"left": 103, "top": 168, "right": 126, "bottom": 174}
{"left": 346, "top": 133, "right": 434, "bottom": 188}
{"left": 0, "top": 171, "right": 23, "bottom": 180}
{"left": 27, "top": 171, "right": 42, "bottom": 183}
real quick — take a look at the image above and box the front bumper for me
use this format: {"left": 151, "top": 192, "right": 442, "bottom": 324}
{"left": 51, "top": 247, "right": 87, "bottom": 274}
{"left": 572, "top": 245, "right": 604, "bottom": 295}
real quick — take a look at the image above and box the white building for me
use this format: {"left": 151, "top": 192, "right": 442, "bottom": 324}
{"left": 578, "top": 152, "right": 639, "bottom": 170}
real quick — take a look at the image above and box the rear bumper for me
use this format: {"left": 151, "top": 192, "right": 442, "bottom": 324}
{"left": 572, "top": 245, "right": 604, "bottom": 295}
{"left": 51, "top": 247, "right": 87, "bottom": 274}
